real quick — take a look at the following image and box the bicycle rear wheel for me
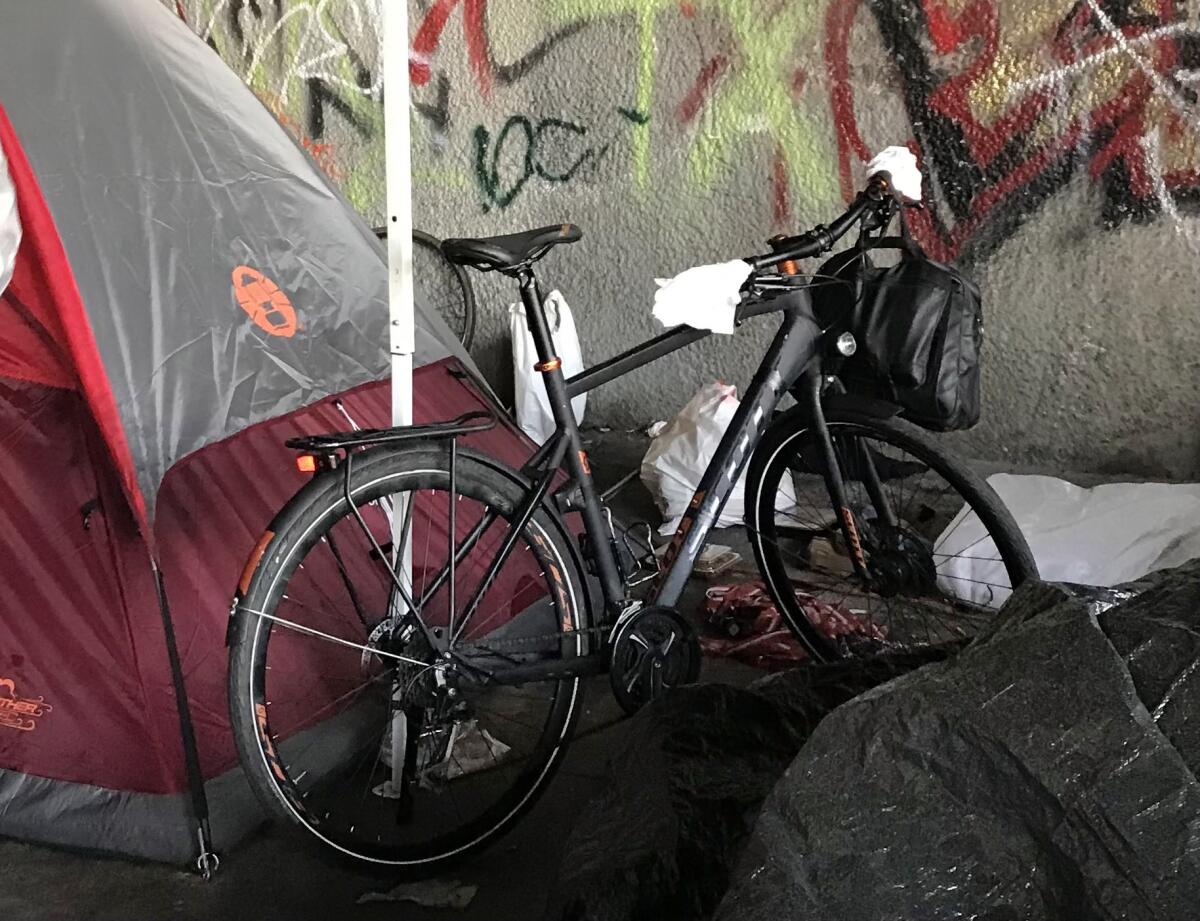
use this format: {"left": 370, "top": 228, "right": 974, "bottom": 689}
{"left": 228, "top": 445, "right": 583, "bottom": 868}
{"left": 745, "top": 406, "right": 1037, "bottom": 662}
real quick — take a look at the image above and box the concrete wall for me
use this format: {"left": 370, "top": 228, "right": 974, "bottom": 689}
{"left": 172, "top": 0, "right": 1200, "bottom": 479}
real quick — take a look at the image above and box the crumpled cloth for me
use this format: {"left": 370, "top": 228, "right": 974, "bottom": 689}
{"left": 652, "top": 259, "right": 752, "bottom": 335}
{"left": 866, "top": 146, "right": 922, "bottom": 202}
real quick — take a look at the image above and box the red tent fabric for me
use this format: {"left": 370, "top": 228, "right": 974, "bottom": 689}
{"left": 0, "top": 6, "right": 547, "bottom": 862}
{"left": 0, "top": 104, "right": 145, "bottom": 525}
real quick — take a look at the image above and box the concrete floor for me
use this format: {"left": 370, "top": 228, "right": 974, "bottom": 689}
{"left": 0, "top": 429, "right": 762, "bottom": 921}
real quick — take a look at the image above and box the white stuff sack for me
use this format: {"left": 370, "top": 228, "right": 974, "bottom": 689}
{"left": 510, "top": 290, "right": 585, "bottom": 445}
{"left": 937, "top": 474, "right": 1200, "bottom": 609}
{"left": 641, "top": 382, "right": 795, "bottom": 535}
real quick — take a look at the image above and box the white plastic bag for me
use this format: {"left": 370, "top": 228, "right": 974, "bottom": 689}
{"left": 510, "top": 290, "right": 585, "bottom": 444}
{"left": 641, "top": 382, "right": 795, "bottom": 535}
{"left": 865, "top": 146, "right": 923, "bottom": 202}
{"left": 937, "top": 474, "right": 1200, "bottom": 608}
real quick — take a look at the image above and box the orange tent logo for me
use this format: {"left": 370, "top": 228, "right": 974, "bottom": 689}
{"left": 0, "top": 677, "right": 52, "bottom": 732}
{"left": 232, "top": 266, "right": 298, "bottom": 338}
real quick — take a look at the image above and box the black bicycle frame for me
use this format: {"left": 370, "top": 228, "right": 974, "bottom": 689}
{"left": 428, "top": 187, "right": 893, "bottom": 655}
{"left": 515, "top": 273, "right": 829, "bottom": 620}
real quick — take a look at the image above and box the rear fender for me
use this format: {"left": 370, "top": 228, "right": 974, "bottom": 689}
{"left": 468, "top": 454, "right": 598, "bottom": 630}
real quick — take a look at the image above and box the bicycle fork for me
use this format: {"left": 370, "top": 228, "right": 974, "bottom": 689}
{"left": 800, "top": 371, "right": 875, "bottom": 584}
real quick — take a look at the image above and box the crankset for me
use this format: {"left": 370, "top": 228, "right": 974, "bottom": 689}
{"left": 608, "top": 605, "right": 701, "bottom": 715}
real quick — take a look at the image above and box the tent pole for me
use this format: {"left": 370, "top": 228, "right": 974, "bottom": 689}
{"left": 384, "top": 0, "right": 414, "bottom": 431}
{"left": 152, "top": 560, "right": 219, "bottom": 877}
{"left": 384, "top": 0, "right": 415, "bottom": 598}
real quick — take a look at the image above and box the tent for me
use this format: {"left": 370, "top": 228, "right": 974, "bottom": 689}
{"left": 0, "top": 0, "right": 534, "bottom": 865}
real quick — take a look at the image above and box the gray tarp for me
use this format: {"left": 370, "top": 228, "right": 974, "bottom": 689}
{"left": 0, "top": 0, "right": 466, "bottom": 517}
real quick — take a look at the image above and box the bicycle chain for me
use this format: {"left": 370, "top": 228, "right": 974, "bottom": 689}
{"left": 452, "top": 622, "right": 612, "bottom": 655}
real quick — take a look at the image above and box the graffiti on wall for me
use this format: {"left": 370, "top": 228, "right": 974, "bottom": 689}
{"left": 830, "top": 0, "right": 1200, "bottom": 261}
{"left": 170, "top": 0, "right": 1200, "bottom": 247}
{"left": 172, "top": 0, "right": 386, "bottom": 213}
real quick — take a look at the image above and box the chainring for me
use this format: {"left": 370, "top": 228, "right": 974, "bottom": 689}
{"left": 609, "top": 606, "right": 701, "bottom": 715}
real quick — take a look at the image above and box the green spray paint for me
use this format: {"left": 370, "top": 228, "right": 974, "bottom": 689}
{"left": 686, "top": 0, "right": 835, "bottom": 202}
{"left": 550, "top": 0, "right": 679, "bottom": 191}
{"left": 550, "top": 0, "right": 837, "bottom": 202}
{"left": 473, "top": 114, "right": 612, "bottom": 211}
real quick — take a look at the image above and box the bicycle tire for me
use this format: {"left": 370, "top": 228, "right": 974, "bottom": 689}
{"left": 228, "top": 443, "right": 583, "bottom": 869}
{"left": 375, "top": 226, "right": 478, "bottom": 351}
{"left": 744, "top": 405, "right": 1038, "bottom": 662}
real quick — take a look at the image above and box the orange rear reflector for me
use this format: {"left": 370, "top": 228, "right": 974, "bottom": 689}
{"left": 296, "top": 455, "right": 317, "bottom": 473}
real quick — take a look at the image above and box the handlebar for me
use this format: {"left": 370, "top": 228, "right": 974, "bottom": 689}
{"left": 747, "top": 173, "right": 893, "bottom": 273}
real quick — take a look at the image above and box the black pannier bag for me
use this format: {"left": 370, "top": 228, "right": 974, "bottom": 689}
{"left": 812, "top": 216, "right": 983, "bottom": 432}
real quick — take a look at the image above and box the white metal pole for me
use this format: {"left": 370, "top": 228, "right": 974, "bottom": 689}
{"left": 383, "top": 0, "right": 414, "bottom": 604}
{"left": 384, "top": 0, "right": 415, "bottom": 429}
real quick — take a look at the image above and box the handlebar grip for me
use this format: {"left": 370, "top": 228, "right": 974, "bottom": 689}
{"left": 865, "top": 171, "right": 890, "bottom": 199}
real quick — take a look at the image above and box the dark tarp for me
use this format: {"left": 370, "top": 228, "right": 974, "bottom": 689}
{"left": 544, "top": 564, "right": 1200, "bottom": 920}
{"left": 718, "top": 564, "right": 1200, "bottom": 920}
{"left": 543, "top": 653, "right": 942, "bottom": 921}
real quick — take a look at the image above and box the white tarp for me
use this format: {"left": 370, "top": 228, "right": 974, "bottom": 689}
{"left": 938, "top": 473, "right": 1200, "bottom": 607}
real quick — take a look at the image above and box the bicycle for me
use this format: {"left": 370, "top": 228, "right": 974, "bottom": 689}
{"left": 375, "top": 226, "right": 478, "bottom": 351}
{"left": 227, "top": 170, "right": 1038, "bottom": 869}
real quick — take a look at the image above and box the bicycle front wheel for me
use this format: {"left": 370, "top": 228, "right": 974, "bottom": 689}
{"left": 228, "top": 444, "right": 584, "bottom": 869}
{"left": 745, "top": 406, "right": 1037, "bottom": 662}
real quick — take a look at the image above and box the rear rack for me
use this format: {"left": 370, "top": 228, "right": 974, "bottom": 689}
{"left": 285, "top": 410, "right": 496, "bottom": 454}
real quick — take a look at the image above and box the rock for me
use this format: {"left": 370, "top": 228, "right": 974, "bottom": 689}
{"left": 717, "top": 562, "right": 1200, "bottom": 921}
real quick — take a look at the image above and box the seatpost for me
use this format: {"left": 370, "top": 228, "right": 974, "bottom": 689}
{"left": 516, "top": 269, "right": 626, "bottom": 611}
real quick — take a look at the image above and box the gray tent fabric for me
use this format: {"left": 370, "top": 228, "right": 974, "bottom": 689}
{"left": 0, "top": 0, "right": 467, "bottom": 517}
